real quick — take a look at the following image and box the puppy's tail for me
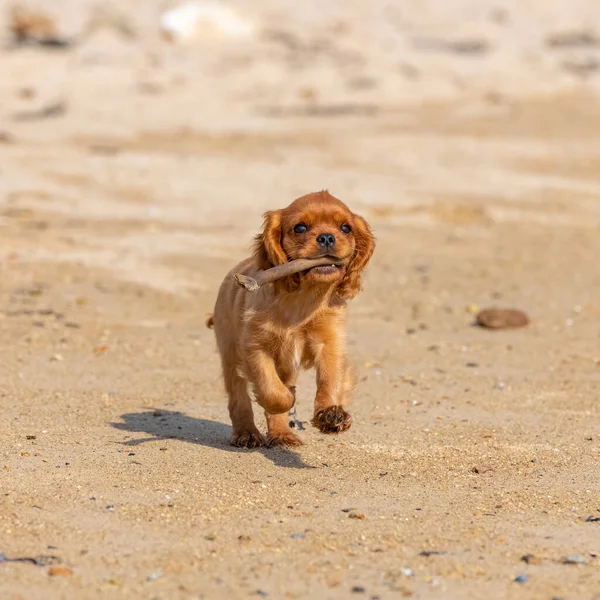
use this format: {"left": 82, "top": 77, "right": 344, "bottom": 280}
{"left": 205, "top": 313, "right": 214, "bottom": 329}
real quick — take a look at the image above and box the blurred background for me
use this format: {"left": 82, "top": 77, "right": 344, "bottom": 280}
{"left": 2, "top": 0, "right": 600, "bottom": 291}
{"left": 3, "top": 0, "right": 600, "bottom": 123}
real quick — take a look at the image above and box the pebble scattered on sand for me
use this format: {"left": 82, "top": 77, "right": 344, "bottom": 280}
{"left": 348, "top": 510, "right": 366, "bottom": 520}
{"left": 48, "top": 566, "right": 73, "bottom": 577}
{"left": 476, "top": 308, "right": 530, "bottom": 329}
{"left": 521, "top": 554, "right": 542, "bottom": 565}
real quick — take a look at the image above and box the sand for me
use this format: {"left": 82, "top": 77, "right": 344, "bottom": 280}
{"left": 1, "top": 1, "right": 600, "bottom": 598}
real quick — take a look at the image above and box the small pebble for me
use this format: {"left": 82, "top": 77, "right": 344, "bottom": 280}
{"left": 351, "top": 586, "right": 366, "bottom": 594}
{"left": 348, "top": 511, "right": 366, "bottom": 520}
{"left": 48, "top": 567, "right": 73, "bottom": 578}
{"left": 471, "top": 465, "right": 493, "bottom": 474}
{"left": 563, "top": 555, "right": 586, "bottom": 564}
{"left": 476, "top": 308, "right": 529, "bottom": 329}
{"left": 521, "top": 554, "right": 542, "bottom": 565}
{"left": 514, "top": 574, "right": 528, "bottom": 584}
{"left": 465, "top": 303, "right": 480, "bottom": 315}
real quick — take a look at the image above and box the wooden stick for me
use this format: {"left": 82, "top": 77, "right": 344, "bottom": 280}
{"left": 233, "top": 257, "right": 342, "bottom": 292}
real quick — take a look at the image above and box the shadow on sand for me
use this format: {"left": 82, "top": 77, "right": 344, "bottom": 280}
{"left": 111, "top": 409, "right": 314, "bottom": 469}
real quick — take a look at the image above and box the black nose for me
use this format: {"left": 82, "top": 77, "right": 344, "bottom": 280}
{"left": 316, "top": 233, "right": 336, "bottom": 248}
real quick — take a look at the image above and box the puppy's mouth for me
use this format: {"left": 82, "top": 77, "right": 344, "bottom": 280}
{"left": 308, "top": 264, "right": 343, "bottom": 275}
{"left": 304, "top": 255, "right": 345, "bottom": 276}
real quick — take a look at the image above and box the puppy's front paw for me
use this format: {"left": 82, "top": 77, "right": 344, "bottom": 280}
{"left": 231, "top": 429, "right": 266, "bottom": 448}
{"left": 312, "top": 406, "right": 352, "bottom": 434}
{"left": 267, "top": 431, "right": 304, "bottom": 448}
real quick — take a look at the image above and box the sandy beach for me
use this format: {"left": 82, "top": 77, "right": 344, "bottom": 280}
{"left": 1, "top": 1, "right": 600, "bottom": 598}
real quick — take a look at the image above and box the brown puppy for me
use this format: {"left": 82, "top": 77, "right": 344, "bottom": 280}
{"left": 208, "top": 190, "right": 375, "bottom": 448}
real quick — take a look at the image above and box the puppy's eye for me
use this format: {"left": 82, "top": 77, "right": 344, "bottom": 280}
{"left": 341, "top": 224, "right": 352, "bottom": 234}
{"left": 293, "top": 223, "right": 307, "bottom": 234}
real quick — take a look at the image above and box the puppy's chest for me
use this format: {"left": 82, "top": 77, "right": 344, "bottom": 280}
{"left": 270, "top": 329, "right": 320, "bottom": 371}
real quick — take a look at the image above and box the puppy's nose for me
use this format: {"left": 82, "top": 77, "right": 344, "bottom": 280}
{"left": 316, "top": 233, "right": 336, "bottom": 248}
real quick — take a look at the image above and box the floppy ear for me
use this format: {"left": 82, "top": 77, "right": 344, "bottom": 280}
{"left": 337, "top": 214, "right": 375, "bottom": 300}
{"left": 253, "top": 210, "right": 287, "bottom": 269}
{"left": 253, "top": 210, "right": 299, "bottom": 293}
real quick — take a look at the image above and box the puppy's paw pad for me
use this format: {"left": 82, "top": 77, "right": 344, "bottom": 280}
{"left": 231, "top": 430, "right": 266, "bottom": 448}
{"left": 312, "top": 406, "right": 352, "bottom": 434}
{"left": 267, "top": 432, "right": 304, "bottom": 448}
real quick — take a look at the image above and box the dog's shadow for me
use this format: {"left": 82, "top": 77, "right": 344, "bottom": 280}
{"left": 110, "top": 409, "right": 314, "bottom": 469}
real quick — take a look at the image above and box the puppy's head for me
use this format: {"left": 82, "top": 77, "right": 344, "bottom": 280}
{"left": 254, "top": 190, "right": 375, "bottom": 299}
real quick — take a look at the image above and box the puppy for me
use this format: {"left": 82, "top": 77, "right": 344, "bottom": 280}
{"left": 208, "top": 190, "right": 375, "bottom": 448}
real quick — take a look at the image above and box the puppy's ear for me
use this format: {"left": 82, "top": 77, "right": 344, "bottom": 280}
{"left": 253, "top": 210, "right": 287, "bottom": 269}
{"left": 337, "top": 214, "right": 375, "bottom": 300}
{"left": 253, "top": 210, "right": 299, "bottom": 293}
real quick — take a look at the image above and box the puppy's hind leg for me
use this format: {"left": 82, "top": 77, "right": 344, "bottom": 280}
{"left": 221, "top": 360, "right": 265, "bottom": 449}
{"left": 229, "top": 379, "right": 265, "bottom": 449}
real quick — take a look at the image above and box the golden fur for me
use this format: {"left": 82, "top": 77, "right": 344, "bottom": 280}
{"left": 208, "top": 191, "right": 375, "bottom": 447}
